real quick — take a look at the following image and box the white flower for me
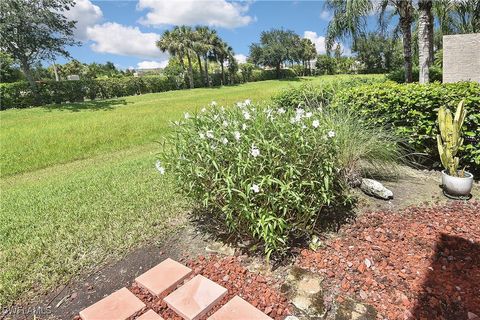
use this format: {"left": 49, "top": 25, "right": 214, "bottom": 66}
{"left": 201, "top": 107, "right": 207, "bottom": 113}
{"left": 155, "top": 160, "right": 165, "bottom": 175}
{"left": 328, "top": 130, "right": 336, "bottom": 138}
{"left": 290, "top": 117, "right": 298, "bottom": 124}
{"left": 250, "top": 184, "right": 260, "bottom": 193}
{"left": 199, "top": 132, "right": 205, "bottom": 139}
{"left": 295, "top": 108, "right": 305, "bottom": 116}
{"left": 236, "top": 102, "right": 245, "bottom": 108}
{"left": 302, "top": 124, "right": 307, "bottom": 129}
{"left": 222, "top": 137, "right": 229, "bottom": 145}
{"left": 211, "top": 144, "right": 217, "bottom": 150}
{"left": 222, "top": 120, "right": 229, "bottom": 127}
{"left": 233, "top": 131, "right": 241, "bottom": 141}
{"left": 184, "top": 112, "right": 190, "bottom": 119}
{"left": 210, "top": 101, "right": 217, "bottom": 106}
{"left": 213, "top": 114, "right": 219, "bottom": 121}
{"left": 312, "top": 120, "right": 320, "bottom": 128}
{"left": 220, "top": 106, "right": 225, "bottom": 112}
{"left": 277, "top": 108, "right": 286, "bottom": 114}
{"left": 251, "top": 145, "right": 260, "bottom": 157}
{"left": 242, "top": 123, "right": 248, "bottom": 130}
{"left": 206, "top": 130, "right": 214, "bottom": 139}
{"left": 305, "top": 112, "right": 313, "bottom": 118}
{"left": 244, "top": 99, "right": 252, "bottom": 106}
{"left": 243, "top": 111, "right": 251, "bottom": 120}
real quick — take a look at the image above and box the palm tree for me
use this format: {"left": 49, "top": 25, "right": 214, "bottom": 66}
{"left": 174, "top": 26, "right": 196, "bottom": 89}
{"left": 213, "top": 39, "right": 231, "bottom": 85}
{"left": 194, "top": 26, "right": 217, "bottom": 87}
{"left": 325, "top": 0, "right": 417, "bottom": 83}
{"left": 157, "top": 29, "right": 187, "bottom": 86}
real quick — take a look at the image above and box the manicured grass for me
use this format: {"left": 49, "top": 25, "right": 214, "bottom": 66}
{"left": 0, "top": 75, "right": 382, "bottom": 305}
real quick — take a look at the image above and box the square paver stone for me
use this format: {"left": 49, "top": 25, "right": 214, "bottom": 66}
{"left": 79, "top": 287, "right": 145, "bottom": 320}
{"left": 164, "top": 275, "right": 228, "bottom": 320}
{"left": 207, "top": 296, "right": 273, "bottom": 320}
{"left": 136, "top": 309, "right": 164, "bottom": 320}
{"left": 135, "top": 258, "right": 192, "bottom": 296}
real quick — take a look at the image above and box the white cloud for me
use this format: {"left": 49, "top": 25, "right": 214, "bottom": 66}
{"left": 65, "top": 0, "right": 103, "bottom": 41}
{"left": 303, "top": 31, "right": 327, "bottom": 54}
{"left": 234, "top": 54, "right": 247, "bottom": 64}
{"left": 137, "top": 60, "right": 169, "bottom": 69}
{"left": 86, "top": 22, "right": 167, "bottom": 59}
{"left": 137, "top": 0, "right": 254, "bottom": 28}
{"left": 319, "top": 10, "right": 332, "bottom": 21}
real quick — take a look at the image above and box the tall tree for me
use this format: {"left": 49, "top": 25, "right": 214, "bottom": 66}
{"left": 299, "top": 38, "right": 317, "bottom": 75}
{"left": 213, "top": 39, "right": 231, "bottom": 85}
{"left": 249, "top": 29, "right": 300, "bottom": 78}
{"left": 0, "top": 0, "right": 79, "bottom": 91}
{"left": 418, "top": 0, "right": 434, "bottom": 83}
{"left": 194, "top": 26, "right": 217, "bottom": 87}
{"left": 325, "top": 0, "right": 416, "bottom": 82}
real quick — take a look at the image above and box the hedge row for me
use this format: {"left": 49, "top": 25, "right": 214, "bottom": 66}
{"left": 386, "top": 66, "right": 443, "bottom": 83}
{"left": 0, "top": 76, "right": 176, "bottom": 109}
{"left": 334, "top": 81, "right": 480, "bottom": 173}
{"left": 0, "top": 69, "right": 298, "bottom": 110}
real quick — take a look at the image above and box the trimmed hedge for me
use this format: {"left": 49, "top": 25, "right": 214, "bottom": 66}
{"left": 0, "top": 76, "right": 176, "bottom": 110}
{"left": 272, "top": 75, "right": 386, "bottom": 109}
{"left": 386, "top": 66, "right": 443, "bottom": 83}
{"left": 334, "top": 81, "right": 480, "bottom": 173}
{"left": 0, "top": 69, "right": 298, "bottom": 110}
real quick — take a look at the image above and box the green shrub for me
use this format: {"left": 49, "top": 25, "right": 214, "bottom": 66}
{"left": 160, "top": 101, "right": 348, "bottom": 256}
{"left": 271, "top": 75, "right": 386, "bottom": 109}
{"left": 386, "top": 66, "right": 443, "bottom": 83}
{"left": 0, "top": 76, "right": 178, "bottom": 109}
{"left": 334, "top": 81, "right": 480, "bottom": 173}
{"left": 159, "top": 98, "right": 400, "bottom": 256}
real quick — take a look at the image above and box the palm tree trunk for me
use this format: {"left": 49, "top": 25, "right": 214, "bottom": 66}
{"left": 20, "top": 61, "right": 40, "bottom": 105}
{"left": 220, "top": 61, "right": 225, "bottom": 85}
{"left": 203, "top": 54, "right": 210, "bottom": 87}
{"left": 186, "top": 53, "right": 194, "bottom": 89}
{"left": 196, "top": 53, "right": 204, "bottom": 87}
{"left": 400, "top": 18, "right": 413, "bottom": 83}
{"left": 418, "top": 0, "right": 433, "bottom": 83}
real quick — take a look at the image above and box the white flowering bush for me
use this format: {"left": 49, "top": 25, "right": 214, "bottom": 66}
{"left": 159, "top": 100, "right": 350, "bottom": 256}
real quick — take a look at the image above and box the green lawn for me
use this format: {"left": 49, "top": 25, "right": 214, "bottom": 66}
{"left": 0, "top": 75, "right": 381, "bottom": 305}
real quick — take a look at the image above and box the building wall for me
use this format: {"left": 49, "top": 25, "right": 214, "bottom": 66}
{"left": 443, "top": 33, "right": 480, "bottom": 83}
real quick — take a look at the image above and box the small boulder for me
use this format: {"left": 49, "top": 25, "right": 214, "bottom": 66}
{"left": 360, "top": 179, "right": 393, "bottom": 200}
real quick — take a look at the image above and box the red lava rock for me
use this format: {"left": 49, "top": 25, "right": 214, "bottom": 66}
{"left": 297, "top": 201, "right": 480, "bottom": 320}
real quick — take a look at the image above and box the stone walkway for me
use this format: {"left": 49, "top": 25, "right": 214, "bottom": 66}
{"left": 78, "top": 258, "right": 273, "bottom": 320}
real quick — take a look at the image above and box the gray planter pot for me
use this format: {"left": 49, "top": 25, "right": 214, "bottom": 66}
{"left": 441, "top": 169, "right": 474, "bottom": 197}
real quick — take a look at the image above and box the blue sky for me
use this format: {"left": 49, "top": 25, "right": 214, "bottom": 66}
{"left": 61, "top": 0, "right": 379, "bottom": 70}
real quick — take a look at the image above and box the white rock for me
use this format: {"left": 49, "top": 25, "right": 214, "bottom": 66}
{"left": 360, "top": 178, "right": 393, "bottom": 200}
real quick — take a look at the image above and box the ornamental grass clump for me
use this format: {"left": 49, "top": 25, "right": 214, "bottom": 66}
{"left": 159, "top": 100, "right": 350, "bottom": 257}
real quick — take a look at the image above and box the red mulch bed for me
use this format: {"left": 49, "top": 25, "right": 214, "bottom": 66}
{"left": 297, "top": 200, "right": 480, "bottom": 320}
{"left": 129, "top": 255, "right": 290, "bottom": 320}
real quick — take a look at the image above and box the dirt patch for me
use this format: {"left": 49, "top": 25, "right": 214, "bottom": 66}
{"left": 354, "top": 166, "right": 480, "bottom": 213}
{"left": 297, "top": 200, "right": 480, "bottom": 320}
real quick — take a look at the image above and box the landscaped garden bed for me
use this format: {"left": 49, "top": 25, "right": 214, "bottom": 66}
{"left": 297, "top": 200, "right": 480, "bottom": 320}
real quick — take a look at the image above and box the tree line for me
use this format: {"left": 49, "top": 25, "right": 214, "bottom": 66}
{"left": 325, "top": 0, "right": 479, "bottom": 83}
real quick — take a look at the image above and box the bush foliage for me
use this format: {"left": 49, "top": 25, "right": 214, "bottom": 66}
{"left": 334, "top": 81, "right": 480, "bottom": 172}
{"left": 0, "top": 69, "right": 297, "bottom": 110}
{"left": 160, "top": 101, "right": 348, "bottom": 256}
{"left": 386, "top": 66, "right": 443, "bottom": 83}
{"left": 271, "top": 75, "right": 385, "bottom": 109}
{"left": 159, "top": 98, "right": 400, "bottom": 256}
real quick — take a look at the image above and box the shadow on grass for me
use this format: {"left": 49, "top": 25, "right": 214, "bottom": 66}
{"left": 411, "top": 233, "right": 480, "bottom": 319}
{"left": 42, "top": 98, "right": 130, "bottom": 112}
